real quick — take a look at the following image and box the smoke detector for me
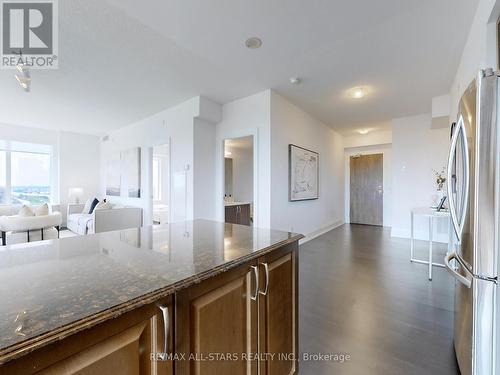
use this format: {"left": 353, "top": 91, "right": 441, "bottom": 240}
{"left": 245, "top": 37, "right": 262, "bottom": 49}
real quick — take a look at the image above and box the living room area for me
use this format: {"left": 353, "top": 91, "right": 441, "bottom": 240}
{"left": 0, "top": 115, "right": 167, "bottom": 245}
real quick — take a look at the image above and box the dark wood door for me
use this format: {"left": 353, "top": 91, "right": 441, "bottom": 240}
{"left": 175, "top": 262, "right": 258, "bottom": 375}
{"left": 350, "top": 154, "right": 383, "bottom": 226}
{"left": 258, "top": 243, "right": 298, "bottom": 375}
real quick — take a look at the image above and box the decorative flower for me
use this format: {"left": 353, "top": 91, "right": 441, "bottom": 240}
{"left": 432, "top": 167, "right": 447, "bottom": 191}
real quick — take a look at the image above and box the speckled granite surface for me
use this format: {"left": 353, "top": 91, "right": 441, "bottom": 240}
{"left": 0, "top": 219, "right": 302, "bottom": 362}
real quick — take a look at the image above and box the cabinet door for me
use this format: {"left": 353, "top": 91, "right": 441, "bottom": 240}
{"left": 4, "top": 298, "right": 173, "bottom": 375}
{"left": 176, "top": 262, "right": 259, "bottom": 375}
{"left": 239, "top": 204, "right": 251, "bottom": 226}
{"left": 225, "top": 206, "right": 238, "bottom": 224}
{"left": 259, "top": 244, "right": 298, "bottom": 375}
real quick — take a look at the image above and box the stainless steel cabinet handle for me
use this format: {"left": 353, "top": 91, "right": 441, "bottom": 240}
{"left": 158, "top": 305, "right": 169, "bottom": 354}
{"left": 444, "top": 252, "right": 472, "bottom": 288}
{"left": 251, "top": 266, "right": 259, "bottom": 301}
{"left": 259, "top": 262, "right": 269, "bottom": 296}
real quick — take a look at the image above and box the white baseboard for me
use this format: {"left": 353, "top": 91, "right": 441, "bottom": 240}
{"left": 391, "top": 227, "right": 449, "bottom": 244}
{"left": 300, "top": 219, "right": 345, "bottom": 244}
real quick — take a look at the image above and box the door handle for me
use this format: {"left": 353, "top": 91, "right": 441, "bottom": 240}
{"left": 447, "top": 115, "right": 469, "bottom": 241}
{"left": 250, "top": 266, "right": 259, "bottom": 301}
{"left": 158, "top": 304, "right": 169, "bottom": 354}
{"left": 444, "top": 252, "right": 472, "bottom": 288}
{"left": 458, "top": 119, "right": 470, "bottom": 239}
{"left": 259, "top": 262, "right": 269, "bottom": 296}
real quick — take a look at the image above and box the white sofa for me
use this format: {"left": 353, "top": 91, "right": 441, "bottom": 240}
{"left": 0, "top": 205, "right": 62, "bottom": 246}
{"left": 67, "top": 204, "right": 143, "bottom": 235}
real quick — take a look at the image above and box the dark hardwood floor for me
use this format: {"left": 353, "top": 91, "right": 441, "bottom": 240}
{"left": 299, "top": 224, "right": 459, "bottom": 375}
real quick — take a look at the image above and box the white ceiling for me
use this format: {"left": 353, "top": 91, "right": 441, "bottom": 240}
{"left": 0, "top": 0, "right": 478, "bottom": 135}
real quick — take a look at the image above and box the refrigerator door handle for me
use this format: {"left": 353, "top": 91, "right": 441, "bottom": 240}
{"left": 445, "top": 251, "right": 472, "bottom": 288}
{"left": 447, "top": 117, "right": 461, "bottom": 239}
{"left": 447, "top": 115, "right": 469, "bottom": 241}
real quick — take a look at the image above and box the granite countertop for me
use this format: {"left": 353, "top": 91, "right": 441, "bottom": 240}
{"left": 224, "top": 201, "right": 252, "bottom": 207}
{"left": 0, "top": 219, "right": 302, "bottom": 364}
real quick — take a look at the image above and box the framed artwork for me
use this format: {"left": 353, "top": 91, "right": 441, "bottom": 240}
{"left": 122, "top": 147, "right": 141, "bottom": 198}
{"left": 106, "top": 155, "right": 121, "bottom": 196}
{"left": 289, "top": 144, "right": 319, "bottom": 201}
{"left": 105, "top": 147, "right": 141, "bottom": 198}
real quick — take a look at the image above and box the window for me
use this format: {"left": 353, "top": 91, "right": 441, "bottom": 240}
{"left": 0, "top": 141, "right": 52, "bottom": 205}
{"left": 0, "top": 151, "right": 6, "bottom": 204}
{"left": 152, "top": 157, "right": 161, "bottom": 202}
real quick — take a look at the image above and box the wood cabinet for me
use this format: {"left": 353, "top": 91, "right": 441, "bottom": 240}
{"left": 175, "top": 242, "right": 298, "bottom": 375}
{"left": 2, "top": 242, "right": 298, "bottom": 375}
{"left": 3, "top": 297, "right": 174, "bottom": 375}
{"left": 175, "top": 261, "right": 259, "bottom": 375}
{"left": 258, "top": 243, "right": 298, "bottom": 375}
{"left": 225, "top": 204, "right": 251, "bottom": 226}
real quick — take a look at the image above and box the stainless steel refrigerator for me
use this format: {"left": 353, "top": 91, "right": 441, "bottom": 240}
{"left": 444, "top": 68, "right": 499, "bottom": 375}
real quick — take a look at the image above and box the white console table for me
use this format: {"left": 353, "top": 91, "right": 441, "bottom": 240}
{"left": 410, "top": 207, "right": 452, "bottom": 280}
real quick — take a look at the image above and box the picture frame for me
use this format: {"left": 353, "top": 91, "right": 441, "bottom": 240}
{"left": 436, "top": 196, "right": 447, "bottom": 212}
{"left": 289, "top": 144, "right": 319, "bottom": 201}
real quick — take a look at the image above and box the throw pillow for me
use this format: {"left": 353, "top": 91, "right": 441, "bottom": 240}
{"left": 89, "top": 198, "right": 99, "bottom": 214}
{"left": 34, "top": 203, "right": 49, "bottom": 216}
{"left": 94, "top": 201, "right": 112, "bottom": 211}
{"left": 18, "top": 205, "right": 34, "bottom": 217}
{"left": 82, "top": 198, "right": 92, "bottom": 214}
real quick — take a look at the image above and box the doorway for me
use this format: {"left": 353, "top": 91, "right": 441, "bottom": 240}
{"left": 151, "top": 143, "right": 170, "bottom": 225}
{"left": 223, "top": 136, "right": 254, "bottom": 226}
{"left": 350, "top": 153, "right": 383, "bottom": 226}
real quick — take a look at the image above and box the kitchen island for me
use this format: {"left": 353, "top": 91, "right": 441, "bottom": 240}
{"left": 0, "top": 219, "right": 302, "bottom": 374}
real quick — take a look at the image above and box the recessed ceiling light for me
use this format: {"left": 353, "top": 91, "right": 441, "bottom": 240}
{"left": 289, "top": 77, "right": 302, "bottom": 85}
{"left": 245, "top": 37, "right": 262, "bottom": 49}
{"left": 357, "top": 129, "right": 369, "bottom": 135}
{"left": 348, "top": 87, "right": 366, "bottom": 99}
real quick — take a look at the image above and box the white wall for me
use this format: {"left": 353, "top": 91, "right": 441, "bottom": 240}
{"left": 344, "top": 144, "right": 392, "bottom": 227}
{"left": 101, "top": 96, "right": 221, "bottom": 225}
{"left": 59, "top": 131, "right": 100, "bottom": 224}
{"left": 391, "top": 114, "right": 450, "bottom": 242}
{"left": 216, "top": 90, "right": 271, "bottom": 229}
{"left": 193, "top": 118, "right": 217, "bottom": 220}
{"left": 59, "top": 131, "right": 100, "bottom": 204}
{"left": 270, "top": 91, "right": 344, "bottom": 239}
{"left": 450, "top": 0, "right": 498, "bottom": 117}
{"left": 101, "top": 98, "right": 196, "bottom": 224}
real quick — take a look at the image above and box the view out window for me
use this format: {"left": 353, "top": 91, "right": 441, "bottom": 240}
{"left": 11, "top": 152, "right": 51, "bottom": 204}
{"left": 0, "top": 151, "right": 6, "bottom": 204}
{"left": 152, "top": 157, "right": 161, "bottom": 202}
{"left": 0, "top": 142, "right": 52, "bottom": 205}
